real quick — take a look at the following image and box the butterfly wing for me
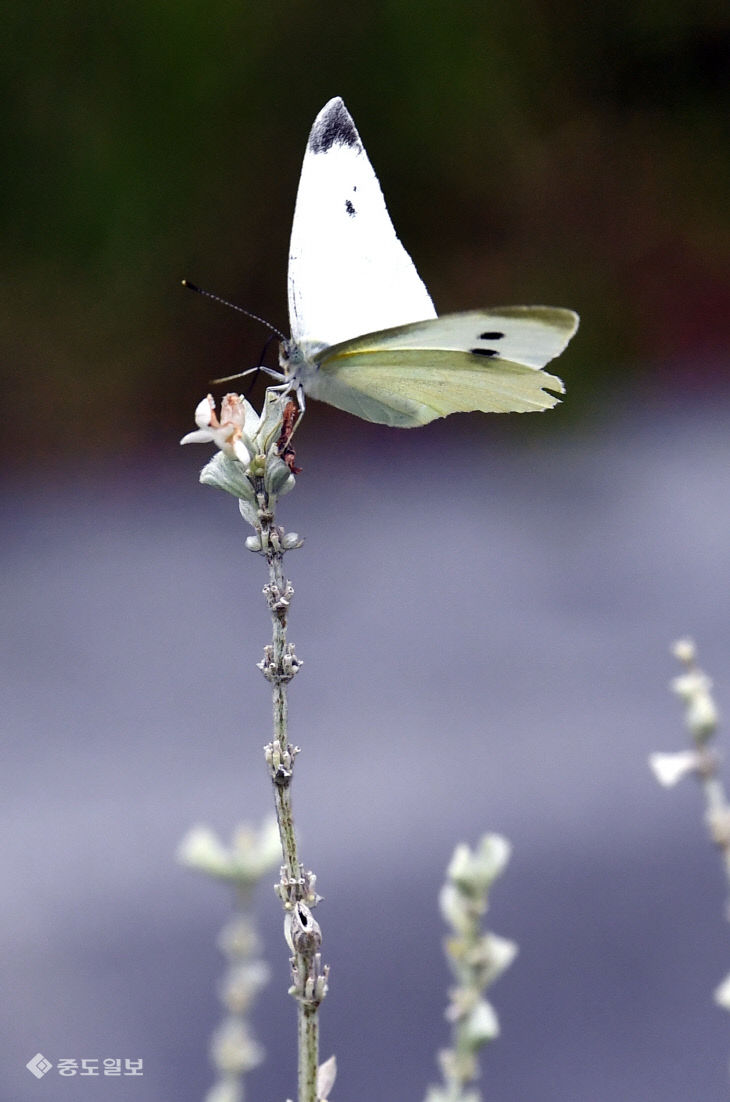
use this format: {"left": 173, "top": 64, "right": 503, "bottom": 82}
{"left": 287, "top": 97, "right": 436, "bottom": 351}
{"left": 301, "top": 307, "right": 578, "bottom": 427}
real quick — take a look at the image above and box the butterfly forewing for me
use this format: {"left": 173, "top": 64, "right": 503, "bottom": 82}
{"left": 326, "top": 308, "right": 578, "bottom": 361}
{"left": 287, "top": 98, "right": 436, "bottom": 351}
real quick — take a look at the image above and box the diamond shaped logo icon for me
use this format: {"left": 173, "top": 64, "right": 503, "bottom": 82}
{"left": 26, "top": 1053, "right": 53, "bottom": 1079}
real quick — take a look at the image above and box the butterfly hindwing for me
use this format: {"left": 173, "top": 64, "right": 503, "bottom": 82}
{"left": 304, "top": 308, "right": 577, "bottom": 427}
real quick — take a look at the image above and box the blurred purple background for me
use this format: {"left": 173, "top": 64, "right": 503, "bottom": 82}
{"left": 4, "top": 394, "right": 730, "bottom": 1101}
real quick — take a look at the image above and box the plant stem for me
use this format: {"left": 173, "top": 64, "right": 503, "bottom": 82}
{"left": 299, "top": 1001, "right": 318, "bottom": 1102}
{"left": 258, "top": 501, "right": 327, "bottom": 1102}
{"left": 267, "top": 534, "right": 299, "bottom": 879}
{"left": 699, "top": 764, "right": 730, "bottom": 899}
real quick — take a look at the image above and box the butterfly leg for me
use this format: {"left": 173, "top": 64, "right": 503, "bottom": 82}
{"left": 212, "top": 364, "right": 274, "bottom": 385}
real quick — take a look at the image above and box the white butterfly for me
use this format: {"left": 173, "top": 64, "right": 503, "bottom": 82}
{"left": 280, "top": 97, "right": 579, "bottom": 428}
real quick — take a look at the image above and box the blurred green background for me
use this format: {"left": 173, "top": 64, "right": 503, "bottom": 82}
{"left": 3, "top": 0, "right": 729, "bottom": 461}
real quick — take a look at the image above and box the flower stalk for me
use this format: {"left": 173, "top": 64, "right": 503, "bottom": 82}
{"left": 257, "top": 499, "right": 328, "bottom": 1102}
{"left": 182, "top": 390, "right": 329, "bottom": 1102}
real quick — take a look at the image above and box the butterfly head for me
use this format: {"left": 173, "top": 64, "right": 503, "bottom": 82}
{"left": 279, "top": 336, "right": 324, "bottom": 388}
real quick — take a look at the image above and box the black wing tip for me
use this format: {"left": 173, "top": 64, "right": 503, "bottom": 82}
{"left": 308, "top": 96, "right": 361, "bottom": 154}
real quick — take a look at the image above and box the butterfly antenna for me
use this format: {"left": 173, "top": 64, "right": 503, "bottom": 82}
{"left": 181, "top": 280, "right": 286, "bottom": 341}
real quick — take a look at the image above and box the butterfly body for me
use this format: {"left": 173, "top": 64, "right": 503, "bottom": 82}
{"left": 282, "top": 97, "right": 578, "bottom": 427}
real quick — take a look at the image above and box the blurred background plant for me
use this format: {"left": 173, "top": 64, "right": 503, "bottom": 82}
{"left": 426, "top": 834, "right": 517, "bottom": 1102}
{"left": 177, "top": 820, "right": 281, "bottom": 1102}
{"left": 650, "top": 642, "right": 730, "bottom": 1026}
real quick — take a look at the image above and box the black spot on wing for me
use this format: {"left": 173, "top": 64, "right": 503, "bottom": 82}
{"left": 471, "top": 329, "right": 505, "bottom": 358}
{"left": 345, "top": 198, "right": 356, "bottom": 216}
{"left": 309, "top": 98, "right": 362, "bottom": 154}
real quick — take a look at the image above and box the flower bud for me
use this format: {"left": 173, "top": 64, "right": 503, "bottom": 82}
{"left": 265, "top": 452, "right": 296, "bottom": 497}
{"left": 671, "top": 637, "right": 696, "bottom": 664}
{"left": 463, "top": 998, "right": 500, "bottom": 1044}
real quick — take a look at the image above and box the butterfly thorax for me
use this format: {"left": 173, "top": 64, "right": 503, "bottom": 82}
{"left": 279, "top": 338, "right": 326, "bottom": 388}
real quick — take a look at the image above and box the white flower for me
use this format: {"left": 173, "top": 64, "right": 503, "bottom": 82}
{"left": 220, "top": 961, "right": 271, "bottom": 1014}
{"left": 687, "top": 691, "right": 719, "bottom": 738}
{"left": 480, "top": 931, "right": 519, "bottom": 984}
{"left": 671, "top": 669, "right": 713, "bottom": 702}
{"left": 181, "top": 390, "right": 297, "bottom": 518}
{"left": 177, "top": 825, "right": 231, "bottom": 875}
{"left": 463, "top": 998, "right": 500, "bottom": 1043}
{"left": 439, "top": 882, "right": 469, "bottom": 932}
{"left": 670, "top": 670, "right": 719, "bottom": 739}
{"left": 230, "top": 817, "right": 282, "bottom": 878}
{"left": 180, "top": 393, "right": 257, "bottom": 464}
{"left": 446, "top": 834, "right": 512, "bottom": 897}
{"left": 714, "top": 972, "right": 730, "bottom": 1011}
{"left": 648, "top": 750, "right": 700, "bottom": 787}
{"left": 209, "top": 1016, "right": 264, "bottom": 1075}
{"left": 177, "top": 818, "right": 282, "bottom": 883}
